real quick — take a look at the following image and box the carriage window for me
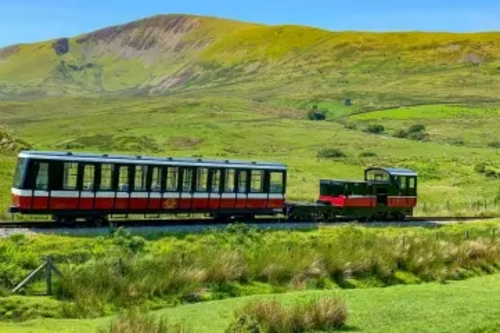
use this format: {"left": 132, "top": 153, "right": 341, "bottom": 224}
{"left": 166, "top": 167, "right": 179, "bottom": 191}
{"left": 82, "top": 165, "right": 95, "bottom": 191}
{"left": 13, "top": 158, "right": 26, "bottom": 188}
{"left": 100, "top": 164, "right": 113, "bottom": 191}
{"left": 151, "top": 166, "right": 161, "bottom": 192}
{"left": 251, "top": 170, "right": 264, "bottom": 193}
{"left": 409, "top": 177, "right": 416, "bottom": 189}
{"left": 118, "top": 166, "right": 130, "bottom": 192}
{"left": 35, "top": 162, "right": 49, "bottom": 191}
{"left": 211, "top": 169, "right": 221, "bottom": 193}
{"left": 224, "top": 169, "right": 235, "bottom": 192}
{"left": 196, "top": 168, "right": 208, "bottom": 192}
{"left": 182, "top": 168, "right": 193, "bottom": 192}
{"left": 134, "top": 165, "right": 147, "bottom": 191}
{"left": 63, "top": 162, "right": 78, "bottom": 190}
{"left": 237, "top": 170, "right": 248, "bottom": 193}
{"left": 270, "top": 172, "right": 284, "bottom": 193}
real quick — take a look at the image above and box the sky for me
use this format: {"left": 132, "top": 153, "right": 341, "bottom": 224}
{"left": 1, "top": 0, "right": 500, "bottom": 47}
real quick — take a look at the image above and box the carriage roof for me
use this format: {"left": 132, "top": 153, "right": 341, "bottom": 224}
{"left": 18, "top": 151, "right": 287, "bottom": 170}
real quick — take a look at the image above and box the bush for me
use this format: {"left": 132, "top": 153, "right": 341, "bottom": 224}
{"left": 228, "top": 297, "right": 348, "bottom": 333}
{"left": 359, "top": 151, "right": 377, "bottom": 158}
{"left": 307, "top": 106, "right": 326, "bottom": 121}
{"left": 393, "top": 123, "right": 429, "bottom": 141}
{"left": 343, "top": 123, "right": 357, "bottom": 130}
{"left": 475, "top": 163, "right": 500, "bottom": 178}
{"left": 364, "top": 124, "right": 385, "bottom": 134}
{"left": 317, "top": 148, "right": 346, "bottom": 159}
{"left": 408, "top": 124, "right": 426, "bottom": 133}
{"left": 101, "top": 309, "right": 192, "bottom": 333}
{"left": 407, "top": 131, "right": 429, "bottom": 142}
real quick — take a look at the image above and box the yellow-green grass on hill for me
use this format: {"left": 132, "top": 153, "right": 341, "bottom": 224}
{"left": 3, "top": 14, "right": 500, "bottom": 101}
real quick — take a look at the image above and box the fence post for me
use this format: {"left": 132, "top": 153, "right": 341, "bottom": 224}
{"left": 11, "top": 255, "right": 62, "bottom": 295}
{"left": 45, "top": 255, "right": 52, "bottom": 295}
{"left": 465, "top": 230, "right": 469, "bottom": 239}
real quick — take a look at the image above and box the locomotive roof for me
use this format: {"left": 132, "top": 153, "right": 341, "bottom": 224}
{"left": 365, "top": 167, "right": 417, "bottom": 177}
{"left": 18, "top": 151, "right": 287, "bottom": 170}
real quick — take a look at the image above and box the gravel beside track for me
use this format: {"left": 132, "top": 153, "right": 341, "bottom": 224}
{"left": 0, "top": 217, "right": 497, "bottom": 238}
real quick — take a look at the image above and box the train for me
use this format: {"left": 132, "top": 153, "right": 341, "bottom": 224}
{"left": 8, "top": 151, "right": 417, "bottom": 225}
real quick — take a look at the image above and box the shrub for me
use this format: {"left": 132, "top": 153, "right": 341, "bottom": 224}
{"left": 359, "top": 151, "right": 377, "bottom": 157}
{"left": 307, "top": 106, "right": 326, "bottom": 121}
{"left": 101, "top": 309, "right": 192, "bottom": 333}
{"left": 317, "top": 148, "right": 346, "bottom": 159}
{"left": 343, "top": 123, "right": 357, "bottom": 130}
{"left": 408, "top": 124, "right": 426, "bottom": 133}
{"left": 228, "top": 296, "right": 348, "bottom": 333}
{"left": 394, "top": 123, "right": 429, "bottom": 141}
{"left": 407, "top": 131, "right": 429, "bottom": 142}
{"left": 364, "top": 124, "right": 385, "bottom": 134}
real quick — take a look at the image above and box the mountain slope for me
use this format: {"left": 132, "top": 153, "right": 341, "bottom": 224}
{"left": 2, "top": 14, "right": 500, "bottom": 103}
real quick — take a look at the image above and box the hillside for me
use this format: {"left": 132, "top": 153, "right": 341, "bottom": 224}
{"left": 2, "top": 14, "right": 500, "bottom": 105}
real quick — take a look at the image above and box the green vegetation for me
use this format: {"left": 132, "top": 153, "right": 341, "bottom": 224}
{"left": 227, "top": 296, "right": 348, "bottom": 333}
{"left": 1, "top": 223, "right": 500, "bottom": 322}
{"left": 2, "top": 263, "right": 500, "bottom": 332}
{"left": 2, "top": 96, "right": 500, "bottom": 219}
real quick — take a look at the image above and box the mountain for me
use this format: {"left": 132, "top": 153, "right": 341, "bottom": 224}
{"left": 2, "top": 14, "right": 500, "bottom": 103}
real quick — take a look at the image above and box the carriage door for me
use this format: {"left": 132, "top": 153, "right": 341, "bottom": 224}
{"left": 31, "top": 160, "right": 50, "bottom": 211}
{"left": 235, "top": 170, "right": 248, "bottom": 209}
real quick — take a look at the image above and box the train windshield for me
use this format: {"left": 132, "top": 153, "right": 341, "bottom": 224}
{"left": 12, "top": 158, "right": 27, "bottom": 188}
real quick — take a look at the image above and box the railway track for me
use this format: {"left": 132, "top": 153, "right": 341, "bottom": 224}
{"left": 0, "top": 215, "right": 497, "bottom": 230}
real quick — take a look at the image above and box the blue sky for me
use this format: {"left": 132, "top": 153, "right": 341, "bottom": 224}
{"left": 1, "top": 0, "right": 500, "bottom": 47}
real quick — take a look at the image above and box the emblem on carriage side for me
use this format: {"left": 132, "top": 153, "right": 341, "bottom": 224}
{"left": 164, "top": 198, "right": 177, "bottom": 209}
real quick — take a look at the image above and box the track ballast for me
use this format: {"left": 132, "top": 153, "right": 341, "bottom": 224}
{"left": 0, "top": 216, "right": 497, "bottom": 230}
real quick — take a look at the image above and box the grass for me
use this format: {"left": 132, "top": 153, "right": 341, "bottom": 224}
{"left": 2, "top": 273, "right": 500, "bottom": 332}
{"left": 2, "top": 96, "right": 500, "bottom": 219}
{"left": 228, "top": 296, "right": 348, "bottom": 332}
{"left": 1, "top": 222, "right": 500, "bottom": 321}
{"left": 4, "top": 14, "right": 500, "bottom": 103}
{"left": 348, "top": 103, "right": 500, "bottom": 148}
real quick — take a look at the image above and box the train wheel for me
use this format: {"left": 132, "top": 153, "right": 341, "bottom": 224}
{"left": 55, "top": 216, "right": 76, "bottom": 227}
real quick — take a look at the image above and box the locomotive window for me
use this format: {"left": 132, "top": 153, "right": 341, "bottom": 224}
{"left": 211, "top": 169, "right": 221, "bottom": 193}
{"left": 63, "top": 162, "right": 78, "bottom": 190}
{"left": 182, "top": 168, "right": 193, "bottom": 192}
{"left": 151, "top": 167, "right": 161, "bottom": 192}
{"left": 400, "top": 177, "right": 407, "bottom": 190}
{"left": 100, "top": 164, "right": 113, "bottom": 191}
{"left": 196, "top": 168, "right": 208, "bottom": 192}
{"left": 166, "top": 167, "right": 179, "bottom": 191}
{"left": 35, "top": 162, "right": 49, "bottom": 191}
{"left": 118, "top": 166, "right": 130, "bottom": 192}
{"left": 269, "top": 172, "right": 284, "bottom": 193}
{"left": 366, "top": 171, "right": 389, "bottom": 182}
{"left": 224, "top": 169, "right": 235, "bottom": 192}
{"left": 82, "top": 165, "right": 95, "bottom": 191}
{"left": 134, "top": 165, "right": 147, "bottom": 191}
{"left": 250, "top": 170, "right": 264, "bottom": 193}
{"left": 237, "top": 170, "right": 248, "bottom": 193}
{"left": 12, "top": 158, "right": 26, "bottom": 188}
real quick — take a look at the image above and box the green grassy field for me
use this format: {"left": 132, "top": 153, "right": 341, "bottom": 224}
{"left": 1, "top": 272, "right": 500, "bottom": 332}
{"left": 2, "top": 96, "right": 500, "bottom": 219}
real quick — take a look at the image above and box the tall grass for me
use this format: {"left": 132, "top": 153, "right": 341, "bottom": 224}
{"left": 52, "top": 225, "right": 500, "bottom": 317}
{"left": 226, "top": 296, "right": 348, "bottom": 333}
